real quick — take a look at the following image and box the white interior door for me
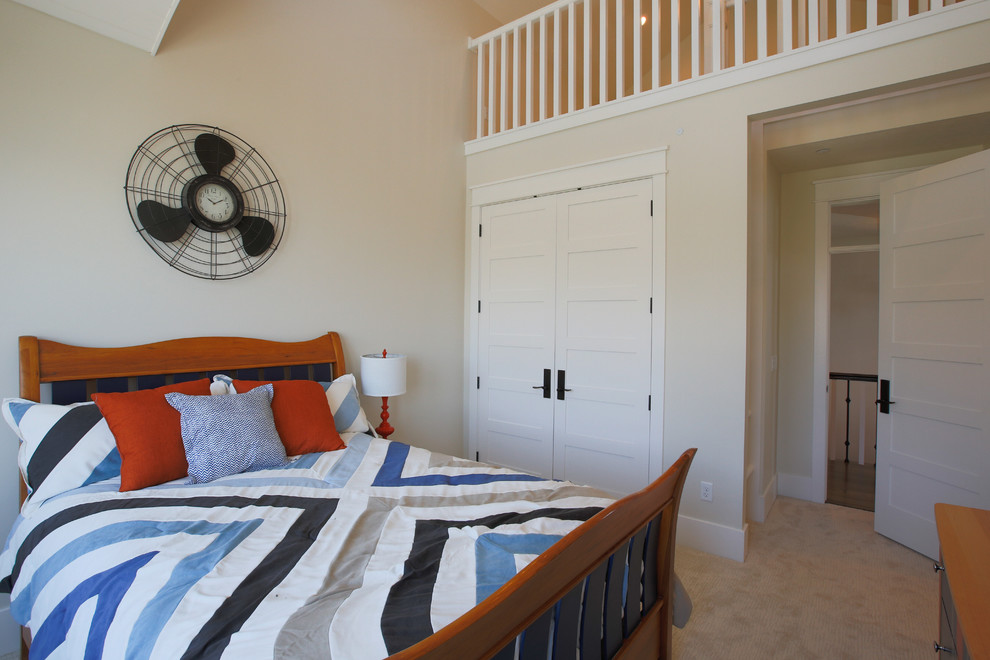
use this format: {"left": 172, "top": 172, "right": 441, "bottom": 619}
{"left": 477, "top": 197, "right": 556, "bottom": 477}
{"left": 875, "top": 149, "right": 990, "bottom": 559}
{"left": 552, "top": 180, "right": 654, "bottom": 494}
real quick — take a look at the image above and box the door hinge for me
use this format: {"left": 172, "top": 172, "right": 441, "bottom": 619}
{"left": 650, "top": 200, "right": 653, "bottom": 216}
{"left": 648, "top": 395, "right": 652, "bottom": 411}
{"left": 478, "top": 300, "right": 481, "bottom": 313}
{"left": 479, "top": 224, "right": 483, "bottom": 237}
{"left": 650, "top": 297, "right": 653, "bottom": 313}
{"left": 477, "top": 376, "right": 480, "bottom": 389}
{"left": 476, "top": 451, "right": 480, "bottom": 462}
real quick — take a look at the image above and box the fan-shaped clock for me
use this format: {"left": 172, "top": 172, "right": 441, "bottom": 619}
{"left": 124, "top": 124, "right": 285, "bottom": 280}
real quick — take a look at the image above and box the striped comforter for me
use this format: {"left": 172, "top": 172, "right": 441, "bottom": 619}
{"left": 1, "top": 435, "right": 613, "bottom": 659}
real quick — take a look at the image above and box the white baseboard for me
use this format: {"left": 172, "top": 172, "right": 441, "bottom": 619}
{"left": 677, "top": 513, "right": 748, "bottom": 562}
{"left": 777, "top": 471, "right": 816, "bottom": 501}
{"left": 747, "top": 473, "right": 778, "bottom": 523}
{"left": 0, "top": 600, "right": 18, "bottom": 656}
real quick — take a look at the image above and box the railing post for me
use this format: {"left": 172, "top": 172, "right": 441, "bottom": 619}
{"left": 735, "top": 0, "right": 745, "bottom": 64}
{"left": 584, "top": 0, "right": 592, "bottom": 108}
{"left": 554, "top": 6, "right": 562, "bottom": 117}
{"left": 616, "top": 0, "right": 625, "bottom": 98}
{"left": 600, "top": 0, "right": 608, "bottom": 101}
{"left": 844, "top": 378, "right": 851, "bottom": 463}
{"left": 540, "top": 15, "right": 547, "bottom": 120}
{"left": 782, "top": 0, "right": 794, "bottom": 51}
{"left": 476, "top": 40, "right": 485, "bottom": 138}
{"left": 634, "top": 0, "right": 643, "bottom": 93}
{"left": 513, "top": 25, "right": 521, "bottom": 128}
{"left": 500, "top": 33, "right": 508, "bottom": 132}
{"left": 712, "top": 0, "right": 723, "bottom": 71}
{"left": 652, "top": 0, "right": 661, "bottom": 88}
{"left": 691, "top": 0, "right": 701, "bottom": 77}
{"left": 487, "top": 37, "right": 496, "bottom": 134}
{"left": 526, "top": 19, "right": 534, "bottom": 125}
{"left": 568, "top": 3, "right": 576, "bottom": 113}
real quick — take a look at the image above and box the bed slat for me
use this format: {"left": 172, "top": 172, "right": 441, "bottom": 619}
{"left": 136, "top": 374, "right": 168, "bottom": 390}
{"left": 519, "top": 607, "right": 554, "bottom": 660}
{"left": 492, "top": 642, "right": 515, "bottom": 660}
{"left": 580, "top": 562, "right": 607, "bottom": 660}
{"left": 642, "top": 518, "right": 660, "bottom": 609}
{"left": 313, "top": 362, "right": 333, "bottom": 382}
{"left": 172, "top": 372, "right": 202, "bottom": 384}
{"left": 553, "top": 582, "right": 584, "bottom": 657}
{"left": 95, "top": 377, "right": 130, "bottom": 394}
{"left": 51, "top": 381, "right": 86, "bottom": 405}
{"left": 624, "top": 526, "right": 648, "bottom": 635}
{"left": 603, "top": 549, "right": 626, "bottom": 657}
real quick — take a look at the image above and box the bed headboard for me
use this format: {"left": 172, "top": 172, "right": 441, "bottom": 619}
{"left": 16, "top": 332, "right": 346, "bottom": 503}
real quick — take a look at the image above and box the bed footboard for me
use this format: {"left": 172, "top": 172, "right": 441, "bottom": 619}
{"left": 389, "top": 448, "right": 695, "bottom": 660}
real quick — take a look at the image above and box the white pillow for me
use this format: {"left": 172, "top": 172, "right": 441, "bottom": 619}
{"left": 2, "top": 398, "right": 120, "bottom": 505}
{"left": 325, "top": 374, "right": 373, "bottom": 435}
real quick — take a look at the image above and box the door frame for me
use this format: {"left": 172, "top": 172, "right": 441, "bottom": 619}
{"left": 810, "top": 168, "right": 919, "bottom": 502}
{"left": 465, "top": 148, "right": 668, "bottom": 480}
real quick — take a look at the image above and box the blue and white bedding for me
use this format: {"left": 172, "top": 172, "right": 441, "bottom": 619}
{"left": 1, "top": 435, "right": 614, "bottom": 659}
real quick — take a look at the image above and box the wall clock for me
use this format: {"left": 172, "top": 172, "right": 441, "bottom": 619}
{"left": 124, "top": 124, "right": 285, "bottom": 280}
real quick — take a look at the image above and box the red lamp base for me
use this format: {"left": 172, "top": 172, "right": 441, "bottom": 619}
{"left": 376, "top": 396, "right": 395, "bottom": 439}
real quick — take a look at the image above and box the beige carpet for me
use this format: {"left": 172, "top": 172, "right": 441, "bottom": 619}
{"left": 671, "top": 497, "right": 938, "bottom": 659}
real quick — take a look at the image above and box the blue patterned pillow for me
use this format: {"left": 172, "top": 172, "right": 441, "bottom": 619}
{"left": 165, "top": 384, "right": 287, "bottom": 483}
{"left": 2, "top": 398, "right": 121, "bottom": 507}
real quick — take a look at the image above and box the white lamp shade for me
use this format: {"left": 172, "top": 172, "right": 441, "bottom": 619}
{"left": 360, "top": 353, "right": 407, "bottom": 397}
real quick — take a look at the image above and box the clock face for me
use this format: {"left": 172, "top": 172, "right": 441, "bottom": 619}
{"left": 183, "top": 174, "right": 243, "bottom": 231}
{"left": 195, "top": 182, "right": 235, "bottom": 223}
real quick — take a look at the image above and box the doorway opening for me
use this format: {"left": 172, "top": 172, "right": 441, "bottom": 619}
{"left": 825, "top": 198, "right": 878, "bottom": 511}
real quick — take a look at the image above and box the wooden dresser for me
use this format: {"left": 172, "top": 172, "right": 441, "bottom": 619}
{"left": 934, "top": 504, "right": 990, "bottom": 659}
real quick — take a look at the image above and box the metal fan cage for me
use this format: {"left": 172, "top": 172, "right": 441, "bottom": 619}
{"left": 124, "top": 124, "right": 286, "bottom": 280}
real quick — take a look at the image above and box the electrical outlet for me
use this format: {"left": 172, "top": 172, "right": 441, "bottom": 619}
{"left": 700, "top": 481, "right": 713, "bottom": 502}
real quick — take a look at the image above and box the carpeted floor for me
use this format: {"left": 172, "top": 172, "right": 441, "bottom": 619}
{"left": 671, "top": 497, "right": 937, "bottom": 659}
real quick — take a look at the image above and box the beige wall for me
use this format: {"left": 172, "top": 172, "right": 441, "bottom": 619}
{"left": 0, "top": 0, "right": 497, "bottom": 637}
{"left": 467, "top": 21, "right": 990, "bottom": 555}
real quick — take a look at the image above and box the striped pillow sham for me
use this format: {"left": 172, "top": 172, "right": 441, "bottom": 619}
{"left": 2, "top": 399, "right": 120, "bottom": 507}
{"left": 325, "top": 374, "right": 374, "bottom": 436}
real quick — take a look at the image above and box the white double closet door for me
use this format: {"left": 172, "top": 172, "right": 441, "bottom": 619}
{"left": 477, "top": 179, "right": 654, "bottom": 495}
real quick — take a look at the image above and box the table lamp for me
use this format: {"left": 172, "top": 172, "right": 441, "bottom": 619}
{"left": 360, "top": 350, "right": 407, "bottom": 439}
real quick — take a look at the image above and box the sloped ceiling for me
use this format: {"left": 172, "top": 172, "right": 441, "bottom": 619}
{"left": 10, "top": 0, "right": 181, "bottom": 54}
{"left": 471, "top": 0, "right": 553, "bottom": 24}
{"left": 9, "top": 0, "right": 547, "bottom": 54}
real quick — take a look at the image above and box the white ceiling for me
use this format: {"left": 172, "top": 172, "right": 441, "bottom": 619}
{"left": 11, "top": 0, "right": 181, "bottom": 54}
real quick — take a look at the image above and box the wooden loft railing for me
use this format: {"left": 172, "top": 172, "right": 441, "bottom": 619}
{"left": 467, "top": 0, "right": 989, "bottom": 150}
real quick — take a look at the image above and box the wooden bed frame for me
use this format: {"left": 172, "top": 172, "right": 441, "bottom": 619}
{"left": 14, "top": 333, "right": 694, "bottom": 660}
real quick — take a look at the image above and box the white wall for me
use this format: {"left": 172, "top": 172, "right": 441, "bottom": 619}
{"left": 467, "top": 21, "right": 990, "bottom": 560}
{"left": 828, "top": 249, "right": 879, "bottom": 464}
{"left": 0, "top": 1, "right": 497, "bottom": 650}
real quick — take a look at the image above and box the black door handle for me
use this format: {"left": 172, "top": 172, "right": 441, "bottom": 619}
{"left": 531, "top": 368, "right": 551, "bottom": 399}
{"left": 557, "top": 369, "right": 572, "bottom": 400}
{"left": 876, "top": 379, "right": 894, "bottom": 414}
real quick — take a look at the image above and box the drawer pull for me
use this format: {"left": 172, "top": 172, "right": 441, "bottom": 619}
{"left": 934, "top": 641, "right": 954, "bottom": 654}
{"left": 933, "top": 562, "right": 945, "bottom": 573}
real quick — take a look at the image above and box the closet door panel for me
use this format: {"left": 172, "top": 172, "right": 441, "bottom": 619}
{"left": 477, "top": 197, "right": 557, "bottom": 478}
{"left": 553, "top": 180, "right": 654, "bottom": 495}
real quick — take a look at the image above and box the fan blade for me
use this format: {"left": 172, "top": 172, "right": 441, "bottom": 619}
{"left": 136, "top": 200, "right": 192, "bottom": 242}
{"left": 195, "top": 133, "right": 235, "bottom": 176}
{"left": 236, "top": 216, "right": 276, "bottom": 257}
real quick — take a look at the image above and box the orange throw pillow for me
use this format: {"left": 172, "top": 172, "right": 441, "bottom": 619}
{"left": 233, "top": 379, "right": 345, "bottom": 455}
{"left": 93, "top": 379, "right": 212, "bottom": 491}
